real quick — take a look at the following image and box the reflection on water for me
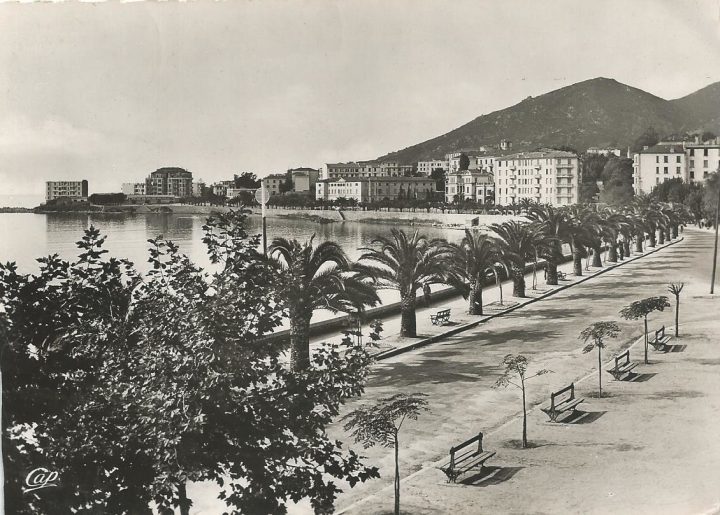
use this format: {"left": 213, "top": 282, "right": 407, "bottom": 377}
{"left": 1, "top": 212, "right": 462, "bottom": 274}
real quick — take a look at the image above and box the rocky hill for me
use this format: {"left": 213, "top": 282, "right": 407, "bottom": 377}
{"left": 377, "top": 77, "right": 720, "bottom": 163}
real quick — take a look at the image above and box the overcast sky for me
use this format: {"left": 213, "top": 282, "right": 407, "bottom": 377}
{"left": 1, "top": 0, "right": 719, "bottom": 195}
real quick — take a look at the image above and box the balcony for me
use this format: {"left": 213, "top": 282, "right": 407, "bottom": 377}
{"left": 509, "top": 174, "right": 517, "bottom": 180}
{"left": 534, "top": 192, "right": 541, "bottom": 198}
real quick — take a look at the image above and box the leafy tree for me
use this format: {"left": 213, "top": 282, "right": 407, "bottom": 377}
{"left": 579, "top": 180, "right": 600, "bottom": 203}
{"left": 342, "top": 393, "right": 429, "bottom": 515}
{"left": 430, "top": 167, "right": 446, "bottom": 192}
{"left": 581, "top": 153, "right": 610, "bottom": 183}
{"left": 599, "top": 157, "right": 634, "bottom": 205}
{"left": 89, "top": 192, "right": 128, "bottom": 205}
{"left": 458, "top": 153, "right": 470, "bottom": 171}
{"left": 632, "top": 127, "right": 660, "bottom": 153}
{"left": 279, "top": 170, "right": 294, "bottom": 193}
{"left": 702, "top": 130, "right": 717, "bottom": 142}
{"left": 579, "top": 321, "right": 620, "bottom": 397}
{"left": 233, "top": 172, "right": 261, "bottom": 189}
{"left": 494, "top": 355, "right": 551, "bottom": 448}
{"left": 447, "top": 229, "right": 505, "bottom": 315}
{"left": 359, "top": 229, "right": 452, "bottom": 337}
{"left": 667, "top": 283, "right": 684, "bottom": 337}
{"left": 268, "top": 236, "right": 379, "bottom": 371}
{"left": 490, "top": 221, "right": 547, "bottom": 297}
{"left": 1, "top": 211, "right": 382, "bottom": 514}
{"left": 619, "top": 296, "right": 671, "bottom": 364}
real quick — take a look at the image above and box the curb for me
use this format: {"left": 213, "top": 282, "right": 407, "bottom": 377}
{"left": 372, "top": 237, "right": 684, "bottom": 360}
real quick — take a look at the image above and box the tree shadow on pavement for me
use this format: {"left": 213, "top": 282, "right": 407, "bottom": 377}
{"left": 459, "top": 466, "right": 524, "bottom": 487}
{"left": 624, "top": 372, "right": 657, "bottom": 382}
{"left": 369, "top": 361, "right": 501, "bottom": 388}
{"left": 664, "top": 344, "right": 687, "bottom": 353}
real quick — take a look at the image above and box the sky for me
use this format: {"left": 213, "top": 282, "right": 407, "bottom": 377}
{"left": 0, "top": 0, "right": 719, "bottom": 197}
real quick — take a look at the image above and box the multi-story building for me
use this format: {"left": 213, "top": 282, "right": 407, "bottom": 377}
{"left": 320, "top": 161, "right": 414, "bottom": 180}
{"left": 261, "top": 173, "right": 286, "bottom": 196}
{"left": 632, "top": 137, "right": 720, "bottom": 194}
{"left": 417, "top": 160, "right": 449, "bottom": 176}
{"left": 586, "top": 147, "right": 622, "bottom": 157}
{"left": 46, "top": 180, "right": 89, "bottom": 202}
{"left": 145, "top": 167, "right": 193, "bottom": 197}
{"left": 289, "top": 168, "right": 320, "bottom": 192}
{"left": 192, "top": 180, "right": 206, "bottom": 197}
{"left": 121, "top": 182, "right": 146, "bottom": 196}
{"left": 632, "top": 144, "right": 686, "bottom": 194}
{"left": 686, "top": 139, "right": 720, "bottom": 182}
{"left": 316, "top": 177, "right": 436, "bottom": 203}
{"left": 494, "top": 150, "right": 580, "bottom": 206}
{"left": 212, "top": 180, "right": 236, "bottom": 197}
{"left": 445, "top": 170, "right": 495, "bottom": 204}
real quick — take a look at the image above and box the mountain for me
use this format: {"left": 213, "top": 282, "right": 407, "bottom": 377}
{"left": 377, "top": 77, "right": 720, "bottom": 164}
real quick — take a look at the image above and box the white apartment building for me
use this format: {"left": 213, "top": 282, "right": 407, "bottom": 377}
{"left": 46, "top": 180, "right": 88, "bottom": 201}
{"left": 632, "top": 144, "right": 686, "bottom": 194}
{"left": 495, "top": 150, "right": 580, "bottom": 206}
{"left": 587, "top": 147, "right": 622, "bottom": 157}
{"left": 316, "top": 177, "right": 436, "bottom": 203}
{"left": 417, "top": 160, "right": 448, "bottom": 176}
{"left": 122, "top": 182, "right": 147, "bottom": 196}
{"left": 632, "top": 138, "right": 720, "bottom": 194}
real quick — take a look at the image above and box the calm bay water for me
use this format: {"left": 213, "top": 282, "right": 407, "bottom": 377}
{"left": 0, "top": 212, "right": 462, "bottom": 274}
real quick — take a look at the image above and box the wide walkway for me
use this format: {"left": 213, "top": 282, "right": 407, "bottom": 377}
{"left": 327, "top": 228, "right": 719, "bottom": 514}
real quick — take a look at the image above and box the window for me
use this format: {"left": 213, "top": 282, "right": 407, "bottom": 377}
{"left": 690, "top": 171, "right": 695, "bottom": 179}
{"left": 656, "top": 167, "right": 660, "bottom": 174}
{"left": 690, "top": 159, "right": 695, "bottom": 168}
{"left": 656, "top": 177, "right": 660, "bottom": 184}
{"left": 664, "top": 167, "right": 668, "bottom": 174}
{"left": 676, "top": 156, "right": 681, "bottom": 163}
{"left": 704, "top": 160, "right": 709, "bottom": 168}
{"left": 656, "top": 156, "right": 659, "bottom": 163}
{"left": 664, "top": 156, "right": 668, "bottom": 163}
{"left": 676, "top": 167, "right": 681, "bottom": 174}
{"left": 704, "top": 149, "right": 709, "bottom": 156}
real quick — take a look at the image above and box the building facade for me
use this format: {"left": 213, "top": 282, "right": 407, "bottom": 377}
{"left": 632, "top": 138, "right": 720, "bottom": 194}
{"left": 121, "top": 182, "right": 147, "bottom": 196}
{"left": 261, "top": 173, "right": 286, "bottom": 196}
{"left": 417, "top": 160, "right": 449, "bottom": 176}
{"left": 46, "top": 180, "right": 89, "bottom": 201}
{"left": 445, "top": 170, "right": 495, "bottom": 204}
{"left": 495, "top": 150, "right": 580, "bottom": 206}
{"left": 145, "top": 168, "right": 193, "bottom": 197}
{"left": 320, "top": 161, "right": 414, "bottom": 180}
{"left": 316, "top": 177, "right": 436, "bottom": 203}
{"left": 289, "top": 168, "right": 320, "bottom": 192}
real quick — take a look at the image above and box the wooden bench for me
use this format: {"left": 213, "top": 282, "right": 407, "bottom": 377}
{"left": 440, "top": 432, "right": 495, "bottom": 483}
{"left": 649, "top": 325, "right": 671, "bottom": 351}
{"left": 541, "top": 383, "right": 584, "bottom": 422}
{"left": 430, "top": 308, "right": 451, "bottom": 326}
{"left": 606, "top": 349, "right": 638, "bottom": 380}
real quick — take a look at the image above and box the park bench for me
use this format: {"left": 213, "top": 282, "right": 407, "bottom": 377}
{"left": 440, "top": 432, "right": 495, "bottom": 483}
{"left": 541, "top": 382, "right": 584, "bottom": 422}
{"left": 606, "top": 349, "right": 637, "bottom": 380}
{"left": 649, "top": 325, "right": 671, "bottom": 351}
{"left": 430, "top": 308, "right": 451, "bottom": 326}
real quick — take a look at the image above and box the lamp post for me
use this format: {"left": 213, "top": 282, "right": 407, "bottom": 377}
{"left": 710, "top": 171, "right": 720, "bottom": 294}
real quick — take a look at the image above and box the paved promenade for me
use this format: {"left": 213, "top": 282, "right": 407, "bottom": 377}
{"left": 327, "top": 228, "right": 720, "bottom": 514}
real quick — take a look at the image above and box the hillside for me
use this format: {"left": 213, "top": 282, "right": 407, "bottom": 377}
{"left": 377, "top": 77, "right": 719, "bottom": 164}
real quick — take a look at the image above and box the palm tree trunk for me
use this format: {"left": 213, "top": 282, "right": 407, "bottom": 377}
{"left": 290, "top": 309, "right": 312, "bottom": 371}
{"left": 512, "top": 266, "right": 525, "bottom": 297}
{"left": 521, "top": 383, "right": 527, "bottom": 448}
{"left": 649, "top": 231, "right": 656, "bottom": 247}
{"left": 608, "top": 241, "right": 618, "bottom": 263}
{"left": 400, "top": 292, "right": 417, "bottom": 337}
{"left": 672, "top": 225, "right": 679, "bottom": 239}
{"left": 665, "top": 228, "right": 671, "bottom": 241}
{"left": 468, "top": 279, "right": 483, "bottom": 315}
{"left": 675, "top": 297, "right": 680, "bottom": 337}
{"left": 592, "top": 245, "right": 602, "bottom": 267}
{"left": 658, "top": 230, "right": 665, "bottom": 245}
{"left": 572, "top": 246, "right": 583, "bottom": 276}
{"left": 546, "top": 261, "right": 558, "bottom": 286}
{"left": 644, "top": 316, "right": 649, "bottom": 364}
{"left": 635, "top": 231, "right": 644, "bottom": 253}
{"left": 624, "top": 240, "right": 631, "bottom": 258}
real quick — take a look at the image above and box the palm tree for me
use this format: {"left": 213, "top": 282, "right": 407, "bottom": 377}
{"left": 359, "top": 229, "right": 452, "bottom": 337}
{"left": 602, "top": 211, "right": 627, "bottom": 263}
{"left": 580, "top": 208, "right": 606, "bottom": 268}
{"left": 448, "top": 229, "right": 505, "bottom": 315}
{"left": 527, "top": 205, "right": 569, "bottom": 285}
{"left": 269, "top": 236, "right": 379, "bottom": 371}
{"left": 490, "top": 221, "right": 547, "bottom": 298}
{"left": 565, "top": 206, "right": 592, "bottom": 276}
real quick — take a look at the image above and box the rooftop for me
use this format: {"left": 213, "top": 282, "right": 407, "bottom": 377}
{"left": 498, "top": 149, "right": 578, "bottom": 160}
{"left": 638, "top": 144, "right": 686, "bottom": 154}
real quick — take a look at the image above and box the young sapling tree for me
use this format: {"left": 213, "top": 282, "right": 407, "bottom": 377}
{"left": 667, "top": 283, "right": 684, "bottom": 337}
{"left": 620, "top": 296, "right": 671, "bottom": 364}
{"left": 579, "top": 321, "right": 621, "bottom": 397}
{"left": 494, "top": 354, "right": 551, "bottom": 448}
{"left": 342, "top": 393, "right": 429, "bottom": 515}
